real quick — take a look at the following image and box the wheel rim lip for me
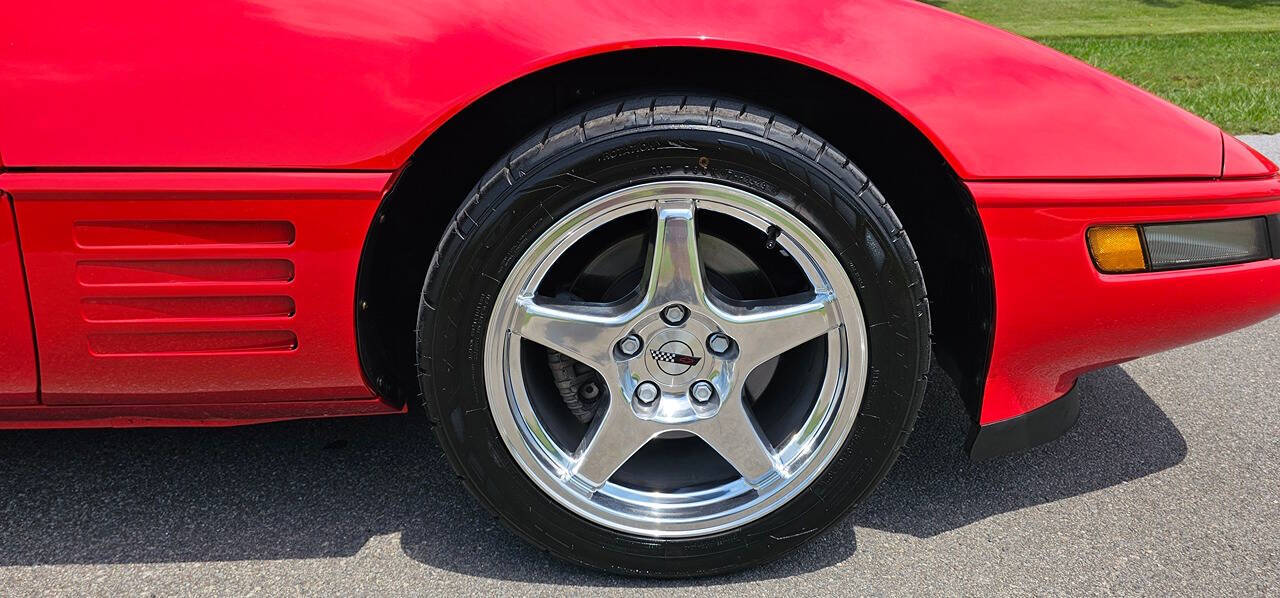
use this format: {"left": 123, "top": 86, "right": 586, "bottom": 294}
{"left": 483, "top": 180, "right": 869, "bottom": 538}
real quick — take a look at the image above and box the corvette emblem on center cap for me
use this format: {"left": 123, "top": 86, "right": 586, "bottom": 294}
{"left": 650, "top": 340, "right": 702, "bottom": 375}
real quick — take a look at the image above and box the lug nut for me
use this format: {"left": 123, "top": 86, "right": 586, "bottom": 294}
{"left": 707, "top": 333, "right": 733, "bottom": 355}
{"left": 634, "top": 382, "right": 660, "bottom": 405}
{"left": 661, "top": 304, "right": 688, "bottom": 325}
{"left": 617, "top": 334, "right": 643, "bottom": 357}
{"left": 690, "top": 381, "right": 715, "bottom": 404}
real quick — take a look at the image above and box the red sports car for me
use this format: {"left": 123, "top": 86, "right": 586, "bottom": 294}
{"left": 2, "top": 0, "right": 1277, "bottom": 577}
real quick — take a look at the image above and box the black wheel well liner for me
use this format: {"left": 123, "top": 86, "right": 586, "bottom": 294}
{"left": 355, "top": 47, "right": 994, "bottom": 420}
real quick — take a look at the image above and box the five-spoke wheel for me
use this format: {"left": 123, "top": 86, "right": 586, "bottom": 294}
{"left": 487, "top": 182, "right": 866, "bottom": 537}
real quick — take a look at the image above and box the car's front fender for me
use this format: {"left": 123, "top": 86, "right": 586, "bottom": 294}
{"left": 1, "top": 0, "right": 1269, "bottom": 180}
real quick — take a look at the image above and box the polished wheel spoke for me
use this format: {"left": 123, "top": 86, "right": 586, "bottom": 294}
{"left": 510, "top": 296, "right": 632, "bottom": 371}
{"left": 694, "top": 396, "right": 780, "bottom": 487}
{"left": 645, "top": 199, "right": 709, "bottom": 308}
{"left": 569, "top": 399, "right": 659, "bottom": 490}
{"left": 718, "top": 291, "right": 839, "bottom": 371}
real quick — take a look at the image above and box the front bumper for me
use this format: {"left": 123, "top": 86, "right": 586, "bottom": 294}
{"left": 968, "top": 175, "right": 1280, "bottom": 447}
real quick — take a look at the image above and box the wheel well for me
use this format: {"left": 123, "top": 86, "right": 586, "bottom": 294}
{"left": 356, "top": 47, "right": 994, "bottom": 419}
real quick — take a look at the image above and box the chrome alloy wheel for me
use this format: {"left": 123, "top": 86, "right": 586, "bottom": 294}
{"left": 484, "top": 181, "right": 868, "bottom": 538}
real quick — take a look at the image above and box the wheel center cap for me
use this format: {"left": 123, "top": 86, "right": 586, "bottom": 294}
{"left": 642, "top": 328, "right": 708, "bottom": 387}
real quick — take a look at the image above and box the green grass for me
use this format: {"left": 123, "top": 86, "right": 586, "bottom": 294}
{"left": 926, "top": 1, "right": 1280, "bottom": 133}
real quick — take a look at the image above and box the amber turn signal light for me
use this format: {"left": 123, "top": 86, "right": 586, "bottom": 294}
{"left": 1087, "top": 226, "right": 1147, "bottom": 273}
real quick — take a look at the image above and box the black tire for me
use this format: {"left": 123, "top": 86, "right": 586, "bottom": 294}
{"left": 417, "top": 94, "right": 930, "bottom": 577}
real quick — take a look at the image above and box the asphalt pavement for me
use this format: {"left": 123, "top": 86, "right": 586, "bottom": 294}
{"left": 1, "top": 138, "right": 1278, "bottom": 596}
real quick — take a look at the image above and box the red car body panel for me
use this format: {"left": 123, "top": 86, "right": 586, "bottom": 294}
{"left": 0, "top": 0, "right": 1241, "bottom": 180}
{"left": 1, "top": 172, "right": 386, "bottom": 406}
{"left": 0, "top": 0, "right": 1277, "bottom": 432}
{"left": 972, "top": 177, "right": 1280, "bottom": 424}
{"left": 0, "top": 193, "right": 39, "bottom": 405}
{"left": 1223, "top": 134, "right": 1280, "bottom": 179}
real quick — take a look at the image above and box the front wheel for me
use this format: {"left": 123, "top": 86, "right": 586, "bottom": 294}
{"left": 418, "top": 95, "right": 930, "bottom": 577}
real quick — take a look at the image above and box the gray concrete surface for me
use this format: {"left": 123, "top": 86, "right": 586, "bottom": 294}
{"left": 1, "top": 137, "right": 1278, "bottom": 596}
{"left": 1239, "top": 134, "right": 1280, "bottom": 163}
